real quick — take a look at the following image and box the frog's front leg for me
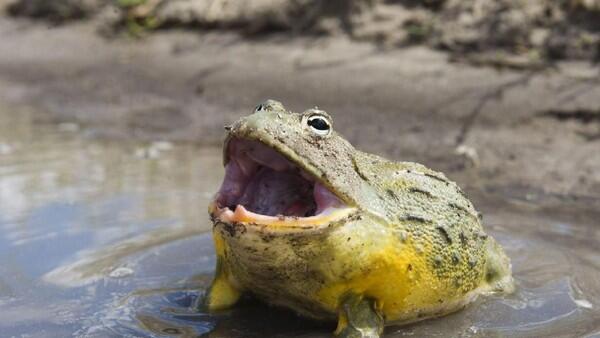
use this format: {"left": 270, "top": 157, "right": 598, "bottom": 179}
{"left": 334, "top": 293, "right": 384, "bottom": 338}
{"left": 204, "top": 254, "right": 242, "bottom": 311}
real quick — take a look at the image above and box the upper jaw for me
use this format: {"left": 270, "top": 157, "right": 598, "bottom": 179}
{"left": 211, "top": 136, "right": 355, "bottom": 230}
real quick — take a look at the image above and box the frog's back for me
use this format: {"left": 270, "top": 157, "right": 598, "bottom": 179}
{"left": 352, "top": 151, "right": 480, "bottom": 225}
{"left": 352, "top": 151, "right": 512, "bottom": 297}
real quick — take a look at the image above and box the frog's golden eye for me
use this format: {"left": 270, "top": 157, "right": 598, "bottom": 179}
{"left": 307, "top": 115, "right": 332, "bottom": 137}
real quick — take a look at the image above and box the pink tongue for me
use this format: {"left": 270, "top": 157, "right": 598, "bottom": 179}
{"left": 314, "top": 182, "right": 344, "bottom": 214}
{"left": 238, "top": 169, "right": 314, "bottom": 216}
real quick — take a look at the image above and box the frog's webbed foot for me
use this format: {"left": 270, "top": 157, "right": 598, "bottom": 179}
{"left": 484, "top": 238, "right": 515, "bottom": 294}
{"left": 334, "top": 294, "right": 384, "bottom": 338}
{"left": 202, "top": 255, "right": 241, "bottom": 311}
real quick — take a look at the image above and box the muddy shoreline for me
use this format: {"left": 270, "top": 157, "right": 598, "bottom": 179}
{"left": 0, "top": 16, "right": 599, "bottom": 217}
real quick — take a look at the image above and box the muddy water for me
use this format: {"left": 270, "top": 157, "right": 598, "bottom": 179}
{"left": 0, "top": 103, "right": 599, "bottom": 338}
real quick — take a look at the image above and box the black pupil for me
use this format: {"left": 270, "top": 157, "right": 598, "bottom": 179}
{"left": 308, "top": 117, "right": 329, "bottom": 131}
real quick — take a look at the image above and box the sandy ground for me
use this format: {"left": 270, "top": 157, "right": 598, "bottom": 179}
{"left": 0, "top": 16, "right": 599, "bottom": 219}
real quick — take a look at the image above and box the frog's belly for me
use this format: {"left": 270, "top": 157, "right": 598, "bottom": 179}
{"left": 215, "top": 224, "right": 486, "bottom": 323}
{"left": 215, "top": 224, "right": 337, "bottom": 319}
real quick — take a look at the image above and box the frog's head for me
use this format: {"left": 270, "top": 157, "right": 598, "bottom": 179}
{"left": 210, "top": 99, "right": 380, "bottom": 232}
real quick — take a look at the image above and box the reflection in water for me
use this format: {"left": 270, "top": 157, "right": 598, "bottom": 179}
{"left": 43, "top": 226, "right": 209, "bottom": 287}
{"left": 0, "top": 103, "right": 222, "bottom": 336}
{"left": 1, "top": 102, "right": 600, "bottom": 337}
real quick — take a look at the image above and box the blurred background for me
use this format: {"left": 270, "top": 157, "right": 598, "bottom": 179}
{"left": 0, "top": 1, "right": 599, "bottom": 337}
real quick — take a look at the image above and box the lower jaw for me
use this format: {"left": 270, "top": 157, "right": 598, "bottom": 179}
{"left": 209, "top": 202, "right": 356, "bottom": 230}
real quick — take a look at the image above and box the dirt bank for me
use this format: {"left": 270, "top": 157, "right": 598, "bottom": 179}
{"left": 0, "top": 15, "right": 599, "bottom": 219}
{"left": 5, "top": 0, "right": 600, "bottom": 65}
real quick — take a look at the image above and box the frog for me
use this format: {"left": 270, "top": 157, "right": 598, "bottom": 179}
{"left": 206, "top": 99, "right": 514, "bottom": 337}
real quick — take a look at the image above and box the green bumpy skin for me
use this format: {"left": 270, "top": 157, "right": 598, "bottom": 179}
{"left": 206, "top": 100, "right": 514, "bottom": 337}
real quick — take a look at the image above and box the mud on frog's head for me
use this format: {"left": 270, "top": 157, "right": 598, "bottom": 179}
{"left": 210, "top": 99, "right": 369, "bottom": 232}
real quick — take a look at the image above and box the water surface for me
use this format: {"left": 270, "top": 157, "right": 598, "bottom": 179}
{"left": 0, "top": 103, "right": 599, "bottom": 337}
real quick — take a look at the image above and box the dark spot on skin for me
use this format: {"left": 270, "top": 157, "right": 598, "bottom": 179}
{"left": 396, "top": 230, "right": 408, "bottom": 242}
{"left": 433, "top": 255, "right": 443, "bottom": 267}
{"left": 401, "top": 215, "right": 431, "bottom": 223}
{"left": 448, "top": 202, "right": 470, "bottom": 214}
{"left": 478, "top": 212, "right": 484, "bottom": 221}
{"left": 459, "top": 232, "right": 468, "bottom": 246}
{"left": 468, "top": 258, "right": 478, "bottom": 268}
{"left": 407, "top": 264, "right": 413, "bottom": 271}
{"left": 352, "top": 157, "right": 370, "bottom": 182}
{"left": 486, "top": 267, "right": 499, "bottom": 282}
{"left": 436, "top": 226, "right": 452, "bottom": 244}
{"left": 288, "top": 234, "right": 317, "bottom": 247}
{"left": 275, "top": 136, "right": 289, "bottom": 145}
{"left": 386, "top": 189, "right": 397, "bottom": 199}
{"left": 473, "top": 232, "right": 488, "bottom": 242}
{"left": 220, "top": 222, "right": 247, "bottom": 237}
{"left": 457, "top": 187, "right": 469, "bottom": 199}
{"left": 408, "top": 187, "right": 437, "bottom": 198}
{"left": 452, "top": 252, "right": 460, "bottom": 265}
{"left": 424, "top": 173, "right": 450, "bottom": 184}
{"left": 242, "top": 244, "right": 260, "bottom": 254}
{"left": 347, "top": 237, "right": 351, "bottom": 241}
{"left": 259, "top": 232, "right": 275, "bottom": 242}
{"left": 438, "top": 299, "right": 444, "bottom": 303}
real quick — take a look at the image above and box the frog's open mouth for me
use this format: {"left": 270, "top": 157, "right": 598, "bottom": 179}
{"left": 211, "top": 138, "right": 353, "bottom": 227}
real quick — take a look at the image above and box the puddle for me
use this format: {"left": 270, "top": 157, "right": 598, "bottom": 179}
{"left": 1, "top": 103, "right": 600, "bottom": 337}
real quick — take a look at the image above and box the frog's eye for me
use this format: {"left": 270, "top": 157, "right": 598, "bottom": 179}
{"left": 307, "top": 115, "right": 332, "bottom": 137}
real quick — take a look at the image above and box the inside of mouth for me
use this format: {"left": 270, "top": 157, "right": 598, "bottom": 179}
{"left": 215, "top": 138, "right": 346, "bottom": 220}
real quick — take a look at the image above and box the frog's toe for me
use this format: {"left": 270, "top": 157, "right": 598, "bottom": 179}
{"left": 203, "top": 256, "right": 242, "bottom": 311}
{"left": 334, "top": 294, "right": 384, "bottom": 338}
{"left": 484, "top": 238, "right": 515, "bottom": 294}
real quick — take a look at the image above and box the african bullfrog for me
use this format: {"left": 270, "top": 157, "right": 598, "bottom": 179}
{"left": 206, "top": 100, "right": 513, "bottom": 337}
